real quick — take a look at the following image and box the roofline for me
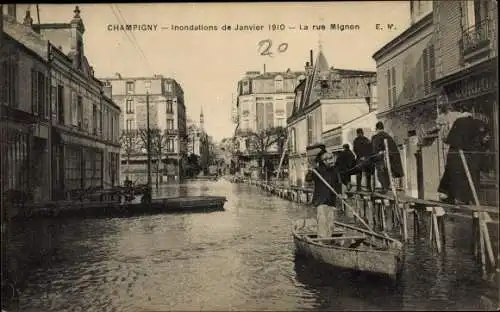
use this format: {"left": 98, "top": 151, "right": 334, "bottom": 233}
{"left": 372, "top": 12, "right": 433, "bottom": 61}
{"left": 102, "top": 94, "right": 121, "bottom": 111}
{"left": 3, "top": 32, "right": 48, "bottom": 63}
{"left": 99, "top": 76, "right": 181, "bottom": 81}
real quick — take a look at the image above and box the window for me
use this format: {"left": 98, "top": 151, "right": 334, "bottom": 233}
{"left": 167, "top": 138, "right": 175, "bottom": 152}
{"left": 289, "top": 128, "right": 296, "bottom": 153}
{"left": 256, "top": 102, "right": 265, "bottom": 131}
{"left": 126, "top": 99, "right": 134, "bottom": 113}
{"left": 307, "top": 115, "right": 313, "bottom": 145}
{"left": 65, "top": 146, "right": 83, "bottom": 191}
{"left": 167, "top": 119, "right": 174, "bottom": 129}
{"left": 275, "top": 76, "right": 284, "bottom": 92}
{"left": 286, "top": 101, "right": 294, "bottom": 117}
{"left": 166, "top": 100, "right": 173, "bottom": 114}
{"left": 31, "top": 70, "right": 45, "bottom": 115}
{"left": 77, "top": 96, "right": 83, "bottom": 128}
{"left": 126, "top": 118, "right": 133, "bottom": 130}
{"left": 276, "top": 118, "right": 285, "bottom": 127}
{"left": 165, "top": 83, "right": 172, "bottom": 92}
{"left": 265, "top": 103, "right": 274, "bottom": 128}
{"left": 242, "top": 119, "right": 249, "bottom": 130}
{"left": 126, "top": 81, "right": 135, "bottom": 94}
{"left": 57, "top": 85, "right": 64, "bottom": 124}
{"left": 92, "top": 105, "right": 98, "bottom": 135}
{"left": 1, "top": 58, "right": 18, "bottom": 107}
{"left": 387, "top": 67, "right": 396, "bottom": 108}
{"left": 422, "top": 45, "right": 435, "bottom": 95}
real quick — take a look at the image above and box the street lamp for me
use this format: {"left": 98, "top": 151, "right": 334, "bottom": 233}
{"left": 145, "top": 80, "right": 152, "bottom": 190}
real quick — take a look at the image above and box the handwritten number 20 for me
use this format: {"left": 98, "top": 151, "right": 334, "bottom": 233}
{"left": 258, "top": 39, "right": 288, "bottom": 57}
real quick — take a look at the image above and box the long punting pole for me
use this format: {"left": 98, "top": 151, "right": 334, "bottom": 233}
{"left": 311, "top": 168, "right": 376, "bottom": 235}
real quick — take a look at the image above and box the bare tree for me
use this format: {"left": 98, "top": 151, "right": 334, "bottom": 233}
{"left": 119, "top": 130, "right": 140, "bottom": 181}
{"left": 239, "top": 126, "right": 287, "bottom": 179}
{"left": 138, "top": 128, "right": 169, "bottom": 189}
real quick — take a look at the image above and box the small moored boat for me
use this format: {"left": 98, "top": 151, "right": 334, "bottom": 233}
{"left": 292, "top": 218, "right": 403, "bottom": 279}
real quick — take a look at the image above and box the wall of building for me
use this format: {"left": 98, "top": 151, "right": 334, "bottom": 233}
{"left": 375, "top": 16, "right": 434, "bottom": 115}
{"left": 321, "top": 99, "right": 370, "bottom": 134}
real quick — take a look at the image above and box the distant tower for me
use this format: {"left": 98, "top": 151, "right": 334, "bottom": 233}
{"left": 200, "top": 105, "right": 204, "bottom": 131}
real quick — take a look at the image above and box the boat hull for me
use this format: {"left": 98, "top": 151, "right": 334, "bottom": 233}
{"left": 292, "top": 219, "right": 403, "bottom": 278}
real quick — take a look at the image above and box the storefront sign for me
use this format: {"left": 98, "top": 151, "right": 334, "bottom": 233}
{"left": 446, "top": 73, "right": 497, "bottom": 102}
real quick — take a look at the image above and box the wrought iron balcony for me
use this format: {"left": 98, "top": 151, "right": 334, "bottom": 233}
{"left": 461, "top": 19, "right": 493, "bottom": 62}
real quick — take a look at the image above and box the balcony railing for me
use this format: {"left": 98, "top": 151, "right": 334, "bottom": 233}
{"left": 461, "top": 19, "right": 492, "bottom": 61}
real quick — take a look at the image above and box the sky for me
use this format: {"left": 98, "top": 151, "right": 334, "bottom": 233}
{"left": 26, "top": 2, "right": 410, "bottom": 142}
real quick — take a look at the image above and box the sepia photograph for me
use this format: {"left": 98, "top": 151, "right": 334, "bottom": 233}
{"left": 0, "top": 1, "right": 498, "bottom": 311}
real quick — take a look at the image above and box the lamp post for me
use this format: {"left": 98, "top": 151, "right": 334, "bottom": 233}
{"left": 145, "top": 80, "right": 152, "bottom": 189}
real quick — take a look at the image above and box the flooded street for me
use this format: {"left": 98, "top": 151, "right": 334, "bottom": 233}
{"left": 5, "top": 180, "right": 495, "bottom": 311}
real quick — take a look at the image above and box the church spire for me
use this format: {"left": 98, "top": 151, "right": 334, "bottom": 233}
{"left": 200, "top": 105, "right": 204, "bottom": 131}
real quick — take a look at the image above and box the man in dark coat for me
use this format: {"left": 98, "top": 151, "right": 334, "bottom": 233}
{"left": 438, "top": 105, "right": 489, "bottom": 205}
{"left": 334, "top": 144, "right": 356, "bottom": 190}
{"left": 353, "top": 128, "right": 374, "bottom": 191}
{"left": 305, "top": 149, "right": 342, "bottom": 207}
{"left": 371, "top": 121, "right": 404, "bottom": 194}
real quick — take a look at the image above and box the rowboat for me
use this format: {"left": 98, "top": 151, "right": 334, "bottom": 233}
{"left": 292, "top": 218, "right": 404, "bottom": 279}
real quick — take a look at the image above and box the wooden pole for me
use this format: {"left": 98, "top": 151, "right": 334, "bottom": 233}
{"left": 384, "top": 139, "right": 404, "bottom": 230}
{"left": 458, "top": 149, "right": 495, "bottom": 270}
{"left": 311, "top": 168, "right": 376, "bottom": 234}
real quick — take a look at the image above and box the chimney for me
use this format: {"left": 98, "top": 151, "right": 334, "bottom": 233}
{"left": 103, "top": 85, "right": 112, "bottom": 99}
{"left": 310, "top": 49, "right": 313, "bottom": 67}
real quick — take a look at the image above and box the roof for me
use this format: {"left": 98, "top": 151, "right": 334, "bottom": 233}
{"left": 246, "top": 70, "right": 304, "bottom": 80}
{"left": 288, "top": 50, "right": 376, "bottom": 123}
{"left": 372, "top": 12, "right": 433, "bottom": 61}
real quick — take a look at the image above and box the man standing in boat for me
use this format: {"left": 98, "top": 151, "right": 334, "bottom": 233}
{"left": 371, "top": 121, "right": 404, "bottom": 194}
{"left": 305, "top": 145, "right": 342, "bottom": 238}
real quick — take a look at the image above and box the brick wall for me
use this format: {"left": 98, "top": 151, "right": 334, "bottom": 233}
{"left": 434, "top": 0, "right": 463, "bottom": 78}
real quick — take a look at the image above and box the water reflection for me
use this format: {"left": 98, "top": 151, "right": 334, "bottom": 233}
{"left": 3, "top": 180, "right": 496, "bottom": 311}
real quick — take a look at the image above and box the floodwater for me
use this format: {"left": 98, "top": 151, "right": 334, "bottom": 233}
{"left": 3, "top": 179, "right": 498, "bottom": 311}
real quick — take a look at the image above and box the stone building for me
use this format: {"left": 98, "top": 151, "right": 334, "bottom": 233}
{"left": 287, "top": 49, "right": 376, "bottom": 187}
{"left": 432, "top": 0, "right": 498, "bottom": 205}
{"left": 1, "top": 7, "right": 52, "bottom": 202}
{"left": 100, "top": 74, "right": 188, "bottom": 182}
{"left": 372, "top": 2, "right": 437, "bottom": 198}
{"left": 233, "top": 68, "right": 304, "bottom": 177}
{"left": 1, "top": 5, "right": 121, "bottom": 201}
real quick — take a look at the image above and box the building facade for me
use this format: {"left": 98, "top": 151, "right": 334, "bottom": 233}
{"left": 1, "top": 9, "right": 51, "bottom": 203}
{"left": 101, "top": 74, "right": 188, "bottom": 182}
{"left": 372, "top": 3, "right": 437, "bottom": 198}
{"left": 233, "top": 68, "right": 304, "bottom": 177}
{"left": 287, "top": 49, "right": 376, "bottom": 187}
{"left": 1, "top": 5, "right": 122, "bottom": 202}
{"left": 432, "top": 0, "right": 498, "bottom": 205}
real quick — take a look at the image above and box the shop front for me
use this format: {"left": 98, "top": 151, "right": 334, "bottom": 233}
{"left": 433, "top": 58, "right": 498, "bottom": 205}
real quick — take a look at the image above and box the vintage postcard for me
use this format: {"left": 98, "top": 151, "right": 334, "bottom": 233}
{"left": 1, "top": 2, "right": 498, "bottom": 311}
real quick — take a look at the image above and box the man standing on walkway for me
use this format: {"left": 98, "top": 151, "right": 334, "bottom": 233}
{"left": 371, "top": 122, "right": 404, "bottom": 194}
{"left": 334, "top": 144, "right": 356, "bottom": 191}
{"left": 437, "top": 104, "right": 490, "bottom": 204}
{"left": 353, "top": 128, "right": 374, "bottom": 192}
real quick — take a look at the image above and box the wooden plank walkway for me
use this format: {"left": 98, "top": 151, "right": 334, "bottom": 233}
{"left": 234, "top": 177, "right": 499, "bottom": 275}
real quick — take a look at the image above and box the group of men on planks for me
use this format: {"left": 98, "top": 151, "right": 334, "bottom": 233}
{"left": 306, "top": 105, "right": 491, "bottom": 237}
